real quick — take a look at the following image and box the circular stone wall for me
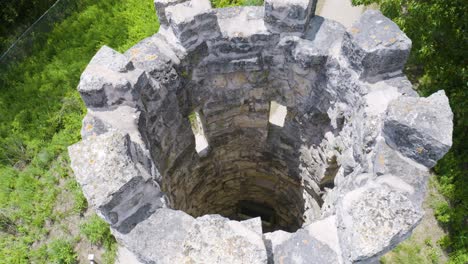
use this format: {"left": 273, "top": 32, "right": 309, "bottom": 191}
{"left": 69, "top": 0, "right": 453, "bottom": 263}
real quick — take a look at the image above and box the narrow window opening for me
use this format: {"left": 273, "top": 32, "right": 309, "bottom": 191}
{"left": 269, "top": 101, "right": 287, "bottom": 127}
{"left": 189, "top": 111, "right": 209, "bottom": 155}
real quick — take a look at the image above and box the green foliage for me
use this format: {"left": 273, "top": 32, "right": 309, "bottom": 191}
{"left": 79, "top": 214, "right": 117, "bottom": 264}
{"left": 211, "top": 0, "right": 264, "bottom": 8}
{"left": 0, "top": 0, "right": 158, "bottom": 262}
{"left": 352, "top": 0, "right": 467, "bottom": 262}
{"left": 381, "top": 242, "right": 425, "bottom": 264}
{"left": 47, "top": 239, "right": 77, "bottom": 264}
{"left": 102, "top": 238, "right": 119, "bottom": 264}
{"left": 381, "top": 236, "right": 441, "bottom": 264}
{"left": 68, "top": 180, "right": 88, "bottom": 214}
{"left": 0, "top": 0, "right": 58, "bottom": 52}
{"left": 80, "top": 214, "right": 115, "bottom": 249}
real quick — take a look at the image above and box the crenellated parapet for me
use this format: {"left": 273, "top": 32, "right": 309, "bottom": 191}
{"left": 68, "top": 1, "right": 453, "bottom": 263}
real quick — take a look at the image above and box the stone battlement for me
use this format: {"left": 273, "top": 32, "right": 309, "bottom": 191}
{"left": 69, "top": 1, "right": 453, "bottom": 263}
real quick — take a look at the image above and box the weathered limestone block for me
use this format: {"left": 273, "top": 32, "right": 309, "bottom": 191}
{"left": 304, "top": 16, "right": 346, "bottom": 48}
{"left": 182, "top": 215, "right": 268, "bottom": 264}
{"left": 154, "top": 0, "right": 189, "bottom": 27}
{"left": 304, "top": 216, "right": 342, "bottom": 260}
{"left": 165, "top": 0, "right": 220, "bottom": 51}
{"left": 336, "top": 183, "right": 422, "bottom": 263}
{"left": 68, "top": 132, "right": 166, "bottom": 233}
{"left": 209, "top": 7, "right": 274, "bottom": 58}
{"left": 113, "top": 208, "right": 195, "bottom": 264}
{"left": 80, "top": 106, "right": 157, "bottom": 179}
{"left": 324, "top": 57, "right": 364, "bottom": 110}
{"left": 382, "top": 76, "right": 419, "bottom": 97}
{"left": 341, "top": 10, "right": 411, "bottom": 82}
{"left": 124, "top": 35, "right": 181, "bottom": 91}
{"left": 272, "top": 230, "right": 339, "bottom": 264}
{"left": 263, "top": 230, "right": 293, "bottom": 262}
{"left": 77, "top": 46, "right": 148, "bottom": 108}
{"left": 81, "top": 106, "right": 144, "bottom": 142}
{"left": 279, "top": 36, "right": 326, "bottom": 67}
{"left": 264, "top": 216, "right": 342, "bottom": 264}
{"left": 383, "top": 90, "right": 453, "bottom": 168}
{"left": 241, "top": 216, "right": 264, "bottom": 235}
{"left": 373, "top": 139, "right": 430, "bottom": 208}
{"left": 264, "top": 0, "right": 317, "bottom": 34}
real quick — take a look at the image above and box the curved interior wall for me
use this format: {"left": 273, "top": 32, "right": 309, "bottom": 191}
{"left": 132, "top": 7, "right": 360, "bottom": 232}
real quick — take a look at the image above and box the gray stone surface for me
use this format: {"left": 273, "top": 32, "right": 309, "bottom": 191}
{"left": 182, "top": 215, "right": 268, "bottom": 264}
{"left": 273, "top": 229, "right": 339, "bottom": 264}
{"left": 265, "top": 0, "right": 317, "bottom": 34}
{"left": 373, "top": 139, "right": 430, "bottom": 208}
{"left": 341, "top": 10, "right": 411, "bottom": 82}
{"left": 68, "top": 132, "right": 165, "bottom": 233}
{"left": 78, "top": 46, "right": 148, "bottom": 108}
{"left": 113, "top": 208, "right": 195, "bottom": 264}
{"left": 154, "top": 0, "right": 189, "bottom": 27}
{"left": 165, "top": 0, "right": 220, "bottom": 51}
{"left": 337, "top": 184, "right": 422, "bottom": 263}
{"left": 69, "top": 1, "right": 454, "bottom": 263}
{"left": 383, "top": 90, "right": 453, "bottom": 168}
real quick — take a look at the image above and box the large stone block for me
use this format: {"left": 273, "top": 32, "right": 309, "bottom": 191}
{"left": 337, "top": 184, "right": 422, "bottom": 263}
{"left": 264, "top": 0, "right": 317, "bottom": 34}
{"left": 124, "top": 35, "right": 180, "bottom": 89}
{"left": 68, "top": 132, "right": 165, "bottom": 233}
{"left": 182, "top": 215, "right": 268, "bottom": 264}
{"left": 383, "top": 90, "right": 453, "bottom": 168}
{"left": 154, "top": 0, "right": 189, "bottom": 27}
{"left": 77, "top": 46, "right": 148, "bottom": 108}
{"left": 113, "top": 208, "right": 195, "bottom": 264}
{"left": 165, "top": 0, "right": 220, "bottom": 51}
{"left": 263, "top": 216, "right": 342, "bottom": 264}
{"left": 373, "top": 139, "right": 430, "bottom": 207}
{"left": 271, "top": 229, "right": 339, "bottom": 264}
{"left": 341, "top": 10, "right": 411, "bottom": 82}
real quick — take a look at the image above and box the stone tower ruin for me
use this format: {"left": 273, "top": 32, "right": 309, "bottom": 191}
{"left": 69, "top": 0, "right": 453, "bottom": 263}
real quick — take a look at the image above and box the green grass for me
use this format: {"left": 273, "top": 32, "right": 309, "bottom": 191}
{"left": 0, "top": 0, "right": 264, "bottom": 262}
{"left": 0, "top": 0, "right": 158, "bottom": 262}
{"left": 80, "top": 214, "right": 115, "bottom": 249}
{"left": 211, "top": 0, "right": 263, "bottom": 7}
{"left": 80, "top": 214, "right": 117, "bottom": 264}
